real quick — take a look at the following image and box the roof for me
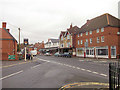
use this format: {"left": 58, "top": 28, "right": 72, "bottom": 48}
{"left": 67, "top": 26, "right": 79, "bottom": 34}
{"left": 76, "top": 13, "right": 120, "bottom": 34}
{"left": 50, "top": 39, "right": 59, "bottom": 43}
{"left": 0, "top": 28, "right": 17, "bottom": 42}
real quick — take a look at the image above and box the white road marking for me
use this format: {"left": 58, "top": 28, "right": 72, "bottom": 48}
{"left": 86, "top": 70, "right": 92, "bottom": 72}
{"left": 76, "top": 67, "right": 80, "bottom": 69}
{"left": 31, "top": 64, "right": 41, "bottom": 69}
{"left": 81, "top": 68, "right": 85, "bottom": 71}
{"left": 0, "top": 70, "right": 23, "bottom": 80}
{"left": 92, "top": 72, "right": 99, "bottom": 74}
{"left": 100, "top": 74, "right": 107, "bottom": 77}
{"left": 38, "top": 58, "right": 108, "bottom": 77}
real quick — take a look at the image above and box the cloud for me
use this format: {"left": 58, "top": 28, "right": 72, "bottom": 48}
{"left": 0, "top": 0, "right": 119, "bottom": 44}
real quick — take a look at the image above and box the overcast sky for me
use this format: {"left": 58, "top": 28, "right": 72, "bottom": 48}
{"left": 0, "top": 0, "right": 120, "bottom": 44}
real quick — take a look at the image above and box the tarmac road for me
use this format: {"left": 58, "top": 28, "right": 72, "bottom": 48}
{"left": 1, "top": 55, "right": 111, "bottom": 88}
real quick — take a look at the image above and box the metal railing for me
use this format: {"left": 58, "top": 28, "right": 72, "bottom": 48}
{"left": 109, "top": 62, "right": 120, "bottom": 90}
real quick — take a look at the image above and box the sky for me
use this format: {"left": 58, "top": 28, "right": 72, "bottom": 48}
{"left": 0, "top": 0, "right": 120, "bottom": 44}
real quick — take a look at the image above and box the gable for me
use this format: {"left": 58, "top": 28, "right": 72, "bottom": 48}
{"left": 0, "top": 28, "right": 13, "bottom": 39}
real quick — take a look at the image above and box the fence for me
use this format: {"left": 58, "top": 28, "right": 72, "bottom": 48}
{"left": 109, "top": 62, "right": 120, "bottom": 90}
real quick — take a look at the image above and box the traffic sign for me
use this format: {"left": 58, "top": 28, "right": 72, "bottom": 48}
{"left": 8, "top": 55, "right": 15, "bottom": 60}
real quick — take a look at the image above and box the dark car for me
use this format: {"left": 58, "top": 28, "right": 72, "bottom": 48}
{"left": 63, "top": 52, "right": 72, "bottom": 58}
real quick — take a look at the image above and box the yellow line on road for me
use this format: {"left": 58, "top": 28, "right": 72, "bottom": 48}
{"left": 59, "top": 82, "right": 109, "bottom": 89}
{"left": 0, "top": 59, "right": 38, "bottom": 69}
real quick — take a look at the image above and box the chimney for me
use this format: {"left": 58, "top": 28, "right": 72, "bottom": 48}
{"left": 70, "top": 23, "right": 72, "bottom": 29}
{"left": 7, "top": 29, "right": 10, "bottom": 32}
{"left": 2, "top": 22, "right": 6, "bottom": 29}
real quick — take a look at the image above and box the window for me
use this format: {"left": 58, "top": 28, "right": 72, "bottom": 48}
{"left": 97, "top": 29, "right": 99, "bottom": 33}
{"left": 86, "top": 32, "right": 88, "bottom": 35}
{"left": 61, "top": 44, "right": 63, "bottom": 47}
{"left": 67, "top": 42, "right": 70, "bottom": 47}
{"left": 111, "top": 46, "right": 116, "bottom": 57}
{"left": 81, "top": 40, "right": 83, "bottom": 44}
{"left": 80, "top": 33, "right": 82, "bottom": 36}
{"left": 67, "top": 35, "right": 70, "bottom": 39}
{"left": 97, "top": 37, "right": 99, "bottom": 43}
{"left": 101, "top": 36, "right": 104, "bottom": 42}
{"left": 78, "top": 34, "right": 79, "bottom": 37}
{"left": 101, "top": 28, "right": 104, "bottom": 32}
{"left": 61, "top": 36, "right": 63, "bottom": 41}
{"left": 86, "top": 39, "right": 88, "bottom": 42}
{"left": 90, "top": 31, "right": 92, "bottom": 34}
{"left": 78, "top": 40, "right": 79, "bottom": 45}
{"left": 96, "top": 47, "right": 108, "bottom": 56}
{"left": 90, "top": 38, "right": 92, "bottom": 44}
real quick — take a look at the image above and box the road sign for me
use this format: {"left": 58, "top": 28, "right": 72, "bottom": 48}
{"left": 8, "top": 55, "right": 15, "bottom": 60}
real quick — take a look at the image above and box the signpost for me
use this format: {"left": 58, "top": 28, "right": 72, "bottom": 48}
{"left": 24, "top": 39, "right": 29, "bottom": 61}
{"left": 8, "top": 55, "right": 15, "bottom": 60}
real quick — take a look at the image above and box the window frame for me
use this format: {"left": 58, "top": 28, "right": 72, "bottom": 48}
{"left": 97, "top": 29, "right": 99, "bottom": 33}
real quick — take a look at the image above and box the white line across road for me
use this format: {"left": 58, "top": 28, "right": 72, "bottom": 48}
{"left": 37, "top": 58, "right": 108, "bottom": 78}
{"left": 0, "top": 70, "right": 23, "bottom": 80}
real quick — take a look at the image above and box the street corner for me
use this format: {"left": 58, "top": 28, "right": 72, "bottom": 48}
{"left": 59, "top": 82, "right": 109, "bottom": 90}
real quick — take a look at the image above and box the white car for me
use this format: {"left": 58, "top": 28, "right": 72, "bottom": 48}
{"left": 45, "top": 52, "right": 51, "bottom": 56}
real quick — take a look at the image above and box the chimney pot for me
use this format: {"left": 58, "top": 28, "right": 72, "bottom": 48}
{"left": 2, "top": 22, "right": 7, "bottom": 29}
{"left": 7, "top": 29, "right": 10, "bottom": 32}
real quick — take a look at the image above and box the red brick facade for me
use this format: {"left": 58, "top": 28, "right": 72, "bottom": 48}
{"left": 0, "top": 22, "right": 18, "bottom": 60}
{"left": 75, "top": 14, "right": 120, "bottom": 59}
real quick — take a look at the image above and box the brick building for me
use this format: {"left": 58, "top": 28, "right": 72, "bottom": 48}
{"left": 44, "top": 39, "right": 59, "bottom": 55}
{"left": 0, "top": 22, "right": 18, "bottom": 60}
{"left": 34, "top": 41, "right": 44, "bottom": 54}
{"left": 59, "top": 24, "right": 79, "bottom": 55}
{"left": 75, "top": 13, "right": 120, "bottom": 59}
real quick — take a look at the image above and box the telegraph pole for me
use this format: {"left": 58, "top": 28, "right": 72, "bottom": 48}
{"left": 18, "top": 28, "right": 20, "bottom": 51}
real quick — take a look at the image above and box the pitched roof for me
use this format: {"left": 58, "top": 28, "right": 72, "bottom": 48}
{"left": 67, "top": 26, "right": 79, "bottom": 34}
{"left": 0, "top": 28, "right": 17, "bottom": 42}
{"left": 50, "top": 39, "right": 59, "bottom": 43}
{"left": 76, "top": 13, "right": 120, "bottom": 34}
{"left": 59, "top": 31, "right": 66, "bottom": 38}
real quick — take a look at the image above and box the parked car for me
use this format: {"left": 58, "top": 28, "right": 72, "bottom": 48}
{"left": 45, "top": 52, "right": 51, "bottom": 56}
{"left": 63, "top": 52, "right": 72, "bottom": 58}
{"left": 30, "top": 50, "right": 37, "bottom": 56}
{"left": 54, "top": 52, "right": 60, "bottom": 57}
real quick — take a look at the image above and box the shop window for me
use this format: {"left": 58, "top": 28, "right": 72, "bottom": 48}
{"left": 86, "top": 49, "right": 89, "bottom": 55}
{"left": 97, "top": 48, "right": 108, "bottom": 56}
{"left": 111, "top": 46, "right": 116, "bottom": 56}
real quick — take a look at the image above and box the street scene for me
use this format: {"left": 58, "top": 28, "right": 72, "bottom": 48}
{"left": 0, "top": 0, "right": 120, "bottom": 89}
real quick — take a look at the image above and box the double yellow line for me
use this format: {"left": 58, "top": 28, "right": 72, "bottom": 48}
{"left": 59, "top": 82, "right": 109, "bottom": 89}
